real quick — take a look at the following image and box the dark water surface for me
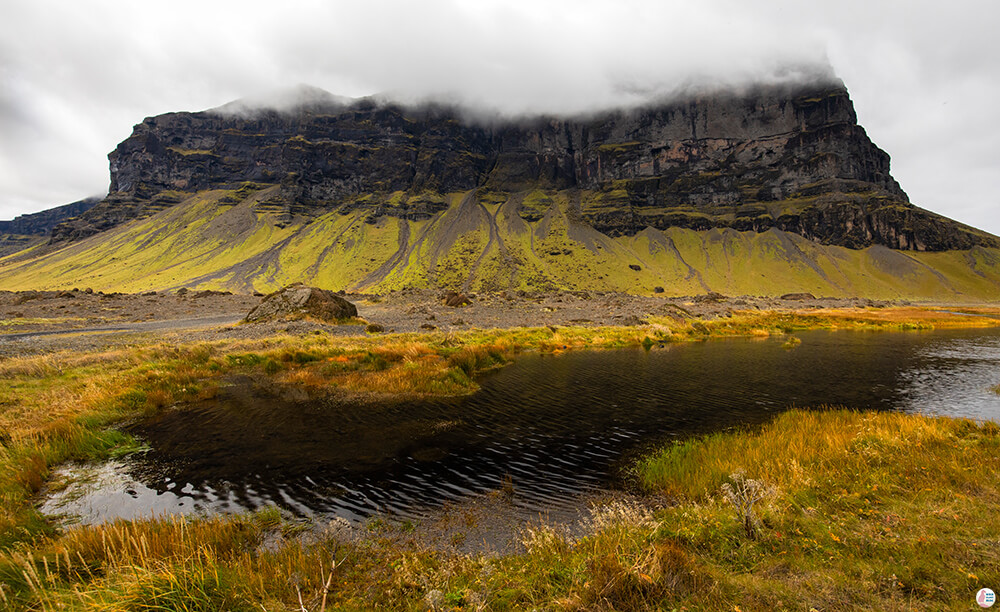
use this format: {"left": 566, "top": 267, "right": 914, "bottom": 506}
{"left": 43, "top": 328, "right": 1000, "bottom": 524}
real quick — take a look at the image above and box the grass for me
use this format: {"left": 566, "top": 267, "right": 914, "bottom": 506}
{"left": 0, "top": 317, "right": 87, "bottom": 329}
{"left": 636, "top": 409, "right": 1000, "bottom": 610}
{"left": 2, "top": 409, "right": 996, "bottom": 610}
{"left": 1, "top": 312, "right": 999, "bottom": 609}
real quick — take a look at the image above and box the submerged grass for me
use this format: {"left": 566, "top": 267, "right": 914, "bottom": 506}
{"left": 0, "top": 306, "right": 998, "bottom": 609}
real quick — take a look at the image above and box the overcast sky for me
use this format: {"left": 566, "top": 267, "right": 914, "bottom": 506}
{"left": 1, "top": 0, "right": 998, "bottom": 236}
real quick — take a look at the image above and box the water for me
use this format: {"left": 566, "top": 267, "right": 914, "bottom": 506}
{"left": 42, "top": 328, "right": 1000, "bottom": 524}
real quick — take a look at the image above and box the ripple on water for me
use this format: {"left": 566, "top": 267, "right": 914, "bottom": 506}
{"left": 41, "top": 327, "right": 1000, "bottom": 526}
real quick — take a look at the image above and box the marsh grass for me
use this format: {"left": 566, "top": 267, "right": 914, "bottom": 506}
{"left": 1, "top": 308, "right": 999, "bottom": 609}
{"left": 0, "top": 409, "right": 998, "bottom": 610}
{"left": 638, "top": 408, "right": 1000, "bottom": 609}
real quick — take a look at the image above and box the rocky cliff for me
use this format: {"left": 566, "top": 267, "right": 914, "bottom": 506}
{"left": 1, "top": 197, "right": 99, "bottom": 236}
{"left": 50, "top": 81, "right": 999, "bottom": 251}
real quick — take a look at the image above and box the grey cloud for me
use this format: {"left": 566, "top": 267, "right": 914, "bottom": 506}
{"left": 1, "top": 0, "right": 997, "bottom": 237}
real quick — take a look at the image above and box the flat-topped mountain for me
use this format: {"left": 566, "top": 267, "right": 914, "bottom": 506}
{"left": 2, "top": 80, "right": 999, "bottom": 299}
{"left": 52, "top": 81, "right": 995, "bottom": 252}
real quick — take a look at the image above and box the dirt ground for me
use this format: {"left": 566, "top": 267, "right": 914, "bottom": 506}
{"left": 0, "top": 287, "right": 905, "bottom": 358}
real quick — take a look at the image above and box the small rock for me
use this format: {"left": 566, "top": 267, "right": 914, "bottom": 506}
{"left": 694, "top": 291, "right": 726, "bottom": 303}
{"left": 420, "top": 323, "right": 437, "bottom": 330}
{"left": 442, "top": 291, "right": 472, "bottom": 307}
{"left": 653, "top": 286, "right": 664, "bottom": 293}
{"left": 13, "top": 291, "right": 41, "bottom": 305}
{"left": 629, "top": 264, "right": 642, "bottom": 271}
{"left": 176, "top": 288, "right": 189, "bottom": 296}
{"left": 365, "top": 323, "right": 385, "bottom": 333}
{"left": 193, "top": 289, "right": 231, "bottom": 298}
{"left": 451, "top": 318, "right": 465, "bottom": 325}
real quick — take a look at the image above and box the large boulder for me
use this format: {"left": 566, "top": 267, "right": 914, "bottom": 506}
{"left": 244, "top": 285, "right": 357, "bottom": 323}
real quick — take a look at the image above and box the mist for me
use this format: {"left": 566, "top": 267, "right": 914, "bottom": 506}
{"left": 2, "top": 0, "right": 999, "bottom": 236}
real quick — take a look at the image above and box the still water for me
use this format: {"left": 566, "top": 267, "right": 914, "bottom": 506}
{"left": 43, "top": 328, "right": 1000, "bottom": 524}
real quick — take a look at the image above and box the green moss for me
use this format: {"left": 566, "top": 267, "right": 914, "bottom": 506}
{"left": 596, "top": 141, "right": 642, "bottom": 152}
{"left": 0, "top": 187, "right": 998, "bottom": 300}
{"left": 166, "top": 147, "right": 214, "bottom": 156}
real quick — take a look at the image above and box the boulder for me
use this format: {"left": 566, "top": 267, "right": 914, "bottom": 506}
{"left": 693, "top": 291, "right": 727, "bottom": 303}
{"left": 780, "top": 292, "right": 817, "bottom": 301}
{"left": 442, "top": 291, "right": 472, "bottom": 307}
{"left": 244, "top": 284, "right": 357, "bottom": 323}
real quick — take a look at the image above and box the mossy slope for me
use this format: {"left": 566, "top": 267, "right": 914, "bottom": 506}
{"left": 1, "top": 188, "right": 998, "bottom": 300}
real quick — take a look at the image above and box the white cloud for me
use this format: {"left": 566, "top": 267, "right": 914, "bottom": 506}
{"left": 1, "top": 0, "right": 997, "bottom": 237}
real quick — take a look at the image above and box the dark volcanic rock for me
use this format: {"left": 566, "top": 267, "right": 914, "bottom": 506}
{"left": 442, "top": 291, "right": 472, "bottom": 307}
{"left": 244, "top": 284, "right": 357, "bottom": 323}
{"left": 780, "top": 292, "right": 817, "bottom": 300}
{"left": 0, "top": 197, "right": 99, "bottom": 236}
{"left": 50, "top": 80, "right": 1000, "bottom": 251}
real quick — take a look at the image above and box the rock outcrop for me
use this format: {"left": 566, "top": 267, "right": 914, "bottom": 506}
{"left": 0, "top": 197, "right": 99, "bottom": 236}
{"left": 49, "top": 80, "right": 1000, "bottom": 251}
{"left": 243, "top": 284, "right": 357, "bottom": 323}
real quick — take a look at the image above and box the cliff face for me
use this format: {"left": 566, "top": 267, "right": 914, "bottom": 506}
{"left": 51, "top": 81, "right": 998, "bottom": 251}
{"left": 0, "top": 197, "right": 99, "bottom": 235}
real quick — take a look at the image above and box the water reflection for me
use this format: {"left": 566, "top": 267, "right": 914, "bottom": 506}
{"left": 43, "top": 328, "right": 1000, "bottom": 524}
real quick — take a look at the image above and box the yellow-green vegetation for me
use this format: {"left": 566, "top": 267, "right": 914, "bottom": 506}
{"left": 635, "top": 409, "right": 1000, "bottom": 610}
{"left": 3, "top": 307, "right": 993, "bottom": 544}
{"left": 2, "top": 188, "right": 999, "bottom": 299}
{"left": 0, "top": 317, "right": 86, "bottom": 328}
{"left": 1, "top": 311, "right": 999, "bottom": 608}
{"left": 3, "top": 401, "right": 997, "bottom": 609}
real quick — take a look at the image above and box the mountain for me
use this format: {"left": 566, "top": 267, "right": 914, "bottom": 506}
{"left": 0, "top": 197, "right": 100, "bottom": 257}
{"left": 1, "top": 80, "right": 999, "bottom": 299}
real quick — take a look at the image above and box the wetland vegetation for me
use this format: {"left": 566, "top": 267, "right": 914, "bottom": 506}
{"left": 1, "top": 306, "right": 999, "bottom": 610}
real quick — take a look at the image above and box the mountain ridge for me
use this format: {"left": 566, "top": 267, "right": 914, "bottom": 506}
{"left": 50, "top": 80, "right": 997, "bottom": 251}
{"left": 2, "top": 79, "right": 999, "bottom": 299}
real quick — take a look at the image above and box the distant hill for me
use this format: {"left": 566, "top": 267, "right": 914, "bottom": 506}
{"left": 0, "top": 197, "right": 99, "bottom": 257}
{"left": 1, "top": 79, "right": 998, "bottom": 300}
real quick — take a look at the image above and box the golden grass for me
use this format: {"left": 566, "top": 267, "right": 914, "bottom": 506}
{"left": 1, "top": 310, "right": 999, "bottom": 609}
{"left": 2, "top": 409, "right": 997, "bottom": 610}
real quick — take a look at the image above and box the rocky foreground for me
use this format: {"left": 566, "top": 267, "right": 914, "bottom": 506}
{"left": 0, "top": 287, "right": 908, "bottom": 358}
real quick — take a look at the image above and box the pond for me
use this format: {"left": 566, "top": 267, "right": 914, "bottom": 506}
{"left": 41, "top": 327, "right": 1000, "bottom": 525}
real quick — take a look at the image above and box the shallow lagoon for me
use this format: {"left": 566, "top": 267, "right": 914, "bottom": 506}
{"left": 42, "top": 327, "right": 1000, "bottom": 524}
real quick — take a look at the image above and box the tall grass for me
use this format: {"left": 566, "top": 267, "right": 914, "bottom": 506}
{"left": 637, "top": 409, "right": 1000, "bottom": 609}
{"left": 2, "top": 310, "right": 999, "bottom": 609}
{"left": 1, "top": 409, "right": 998, "bottom": 610}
